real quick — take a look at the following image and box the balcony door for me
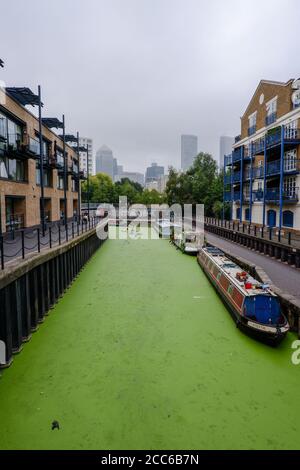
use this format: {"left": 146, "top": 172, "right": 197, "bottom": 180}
{"left": 267, "top": 209, "right": 276, "bottom": 228}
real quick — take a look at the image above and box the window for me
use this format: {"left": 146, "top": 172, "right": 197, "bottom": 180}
{"left": 248, "top": 112, "right": 257, "bottom": 135}
{"left": 283, "top": 210, "right": 294, "bottom": 228}
{"left": 285, "top": 120, "right": 297, "bottom": 140}
{"left": 236, "top": 207, "right": 240, "bottom": 220}
{"left": 0, "top": 112, "right": 22, "bottom": 149}
{"left": 0, "top": 156, "right": 8, "bottom": 178}
{"left": 57, "top": 175, "right": 64, "bottom": 190}
{"left": 245, "top": 208, "right": 250, "bottom": 221}
{"left": 284, "top": 149, "right": 297, "bottom": 172}
{"left": 284, "top": 176, "right": 296, "bottom": 197}
{"left": 266, "top": 97, "right": 277, "bottom": 125}
{"left": 36, "top": 164, "right": 52, "bottom": 187}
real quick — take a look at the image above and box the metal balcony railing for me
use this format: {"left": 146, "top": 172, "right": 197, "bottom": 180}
{"left": 265, "top": 188, "right": 299, "bottom": 203}
{"left": 224, "top": 174, "right": 232, "bottom": 185}
{"left": 252, "top": 190, "right": 264, "bottom": 202}
{"left": 266, "top": 128, "right": 281, "bottom": 147}
{"left": 266, "top": 160, "right": 280, "bottom": 176}
{"left": 224, "top": 192, "right": 232, "bottom": 202}
{"left": 244, "top": 169, "right": 251, "bottom": 180}
{"left": 265, "top": 113, "right": 277, "bottom": 126}
{"left": 232, "top": 147, "right": 243, "bottom": 163}
{"left": 233, "top": 192, "right": 241, "bottom": 201}
{"left": 284, "top": 126, "right": 300, "bottom": 141}
{"left": 29, "top": 137, "right": 39, "bottom": 155}
{"left": 224, "top": 154, "right": 232, "bottom": 166}
{"left": 252, "top": 138, "right": 265, "bottom": 155}
{"left": 248, "top": 125, "right": 256, "bottom": 136}
{"left": 233, "top": 171, "right": 241, "bottom": 183}
{"left": 252, "top": 166, "right": 264, "bottom": 179}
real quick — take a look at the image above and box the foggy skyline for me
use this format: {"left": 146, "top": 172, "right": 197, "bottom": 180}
{"left": 1, "top": 0, "right": 299, "bottom": 173}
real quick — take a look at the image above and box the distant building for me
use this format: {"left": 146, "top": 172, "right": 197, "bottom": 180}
{"left": 79, "top": 137, "right": 94, "bottom": 175}
{"left": 145, "top": 180, "right": 159, "bottom": 191}
{"left": 117, "top": 165, "right": 123, "bottom": 175}
{"left": 96, "top": 145, "right": 114, "bottom": 180}
{"left": 113, "top": 158, "right": 118, "bottom": 180}
{"left": 157, "top": 175, "right": 169, "bottom": 193}
{"left": 219, "top": 136, "right": 234, "bottom": 169}
{"left": 145, "top": 163, "right": 164, "bottom": 184}
{"left": 181, "top": 135, "right": 198, "bottom": 171}
{"left": 115, "top": 172, "right": 145, "bottom": 186}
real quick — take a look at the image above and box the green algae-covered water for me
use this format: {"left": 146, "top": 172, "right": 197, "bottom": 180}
{"left": 0, "top": 229, "right": 299, "bottom": 450}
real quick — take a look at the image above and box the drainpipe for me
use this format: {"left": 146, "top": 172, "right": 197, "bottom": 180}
{"left": 279, "top": 125, "right": 285, "bottom": 230}
{"left": 38, "top": 85, "right": 45, "bottom": 236}
{"left": 77, "top": 132, "right": 81, "bottom": 223}
{"left": 62, "top": 114, "right": 67, "bottom": 227}
{"left": 240, "top": 146, "right": 244, "bottom": 223}
{"left": 263, "top": 136, "right": 267, "bottom": 227}
{"left": 249, "top": 142, "right": 253, "bottom": 224}
{"left": 230, "top": 155, "right": 234, "bottom": 220}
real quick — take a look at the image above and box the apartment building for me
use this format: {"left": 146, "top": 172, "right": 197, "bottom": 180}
{"left": 0, "top": 87, "right": 84, "bottom": 233}
{"left": 224, "top": 78, "right": 300, "bottom": 231}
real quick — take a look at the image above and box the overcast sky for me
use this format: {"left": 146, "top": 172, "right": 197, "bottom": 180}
{"left": 1, "top": 0, "right": 299, "bottom": 173}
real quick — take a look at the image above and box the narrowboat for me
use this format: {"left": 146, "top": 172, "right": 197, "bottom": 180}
{"left": 198, "top": 246, "right": 289, "bottom": 346}
{"left": 172, "top": 230, "right": 203, "bottom": 255}
{"left": 154, "top": 219, "right": 173, "bottom": 238}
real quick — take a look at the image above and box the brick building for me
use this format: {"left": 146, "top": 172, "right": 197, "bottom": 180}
{"left": 0, "top": 87, "right": 84, "bottom": 233}
{"left": 224, "top": 78, "right": 300, "bottom": 231}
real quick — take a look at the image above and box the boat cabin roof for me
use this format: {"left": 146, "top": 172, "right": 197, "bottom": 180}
{"left": 202, "top": 247, "right": 276, "bottom": 298}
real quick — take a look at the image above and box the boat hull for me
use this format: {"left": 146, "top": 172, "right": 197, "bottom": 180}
{"left": 197, "top": 253, "right": 288, "bottom": 347}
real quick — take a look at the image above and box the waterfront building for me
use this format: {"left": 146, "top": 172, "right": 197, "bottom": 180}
{"left": 0, "top": 87, "right": 82, "bottom": 233}
{"left": 145, "top": 162, "right": 164, "bottom": 184}
{"left": 181, "top": 134, "right": 198, "bottom": 171}
{"left": 95, "top": 145, "right": 114, "bottom": 179}
{"left": 219, "top": 136, "right": 234, "bottom": 170}
{"left": 79, "top": 137, "right": 94, "bottom": 175}
{"left": 223, "top": 78, "right": 300, "bottom": 231}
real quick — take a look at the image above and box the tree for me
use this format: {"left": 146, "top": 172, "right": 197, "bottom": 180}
{"left": 81, "top": 173, "right": 115, "bottom": 203}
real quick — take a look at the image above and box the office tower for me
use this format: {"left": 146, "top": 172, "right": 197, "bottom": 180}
{"left": 96, "top": 145, "right": 114, "bottom": 180}
{"left": 145, "top": 162, "right": 164, "bottom": 184}
{"left": 219, "top": 136, "right": 234, "bottom": 169}
{"left": 181, "top": 135, "right": 198, "bottom": 171}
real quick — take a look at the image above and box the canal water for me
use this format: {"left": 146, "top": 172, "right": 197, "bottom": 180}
{"left": 0, "top": 228, "right": 299, "bottom": 450}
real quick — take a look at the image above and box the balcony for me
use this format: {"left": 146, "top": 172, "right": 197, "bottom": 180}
{"left": 224, "top": 174, "right": 232, "bottom": 185}
{"left": 266, "top": 128, "right": 281, "bottom": 148}
{"left": 284, "top": 126, "right": 300, "bottom": 141}
{"left": 252, "top": 190, "right": 264, "bottom": 202}
{"left": 233, "top": 191, "right": 241, "bottom": 202}
{"left": 235, "top": 135, "right": 241, "bottom": 143}
{"left": 248, "top": 125, "right": 256, "bottom": 136}
{"left": 79, "top": 169, "right": 87, "bottom": 180}
{"left": 265, "top": 112, "right": 277, "bottom": 127}
{"left": 243, "top": 193, "right": 250, "bottom": 203}
{"left": 252, "top": 166, "right": 264, "bottom": 179}
{"left": 252, "top": 138, "right": 265, "bottom": 155}
{"left": 266, "top": 160, "right": 280, "bottom": 177}
{"left": 265, "top": 188, "right": 299, "bottom": 204}
{"left": 244, "top": 168, "right": 251, "bottom": 180}
{"left": 232, "top": 147, "right": 243, "bottom": 163}
{"left": 224, "top": 154, "right": 232, "bottom": 166}
{"left": 233, "top": 171, "right": 241, "bottom": 183}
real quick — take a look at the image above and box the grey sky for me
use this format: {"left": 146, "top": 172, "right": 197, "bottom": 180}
{"left": 1, "top": 0, "right": 299, "bottom": 173}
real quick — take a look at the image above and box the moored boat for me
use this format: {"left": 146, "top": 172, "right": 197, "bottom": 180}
{"left": 198, "top": 246, "right": 289, "bottom": 346}
{"left": 172, "top": 229, "right": 203, "bottom": 255}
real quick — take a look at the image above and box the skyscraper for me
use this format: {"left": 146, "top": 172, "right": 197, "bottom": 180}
{"left": 145, "top": 163, "right": 164, "bottom": 184}
{"left": 219, "top": 136, "right": 234, "bottom": 169}
{"left": 96, "top": 145, "right": 114, "bottom": 180}
{"left": 79, "top": 137, "right": 94, "bottom": 175}
{"left": 181, "top": 135, "right": 198, "bottom": 171}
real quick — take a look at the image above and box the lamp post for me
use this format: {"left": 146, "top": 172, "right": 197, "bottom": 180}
{"left": 62, "top": 114, "right": 67, "bottom": 227}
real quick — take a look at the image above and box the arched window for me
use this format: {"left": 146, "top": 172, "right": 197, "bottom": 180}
{"left": 283, "top": 210, "right": 294, "bottom": 228}
{"left": 245, "top": 208, "right": 250, "bottom": 221}
{"left": 236, "top": 208, "right": 240, "bottom": 220}
{"left": 267, "top": 209, "right": 277, "bottom": 228}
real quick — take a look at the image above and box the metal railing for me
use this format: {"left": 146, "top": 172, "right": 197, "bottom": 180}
{"left": 5, "top": 213, "right": 24, "bottom": 231}
{"left": 266, "top": 113, "right": 277, "bottom": 126}
{"left": 0, "top": 216, "right": 101, "bottom": 270}
{"left": 205, "top": 217, "right": 300, "bottom": 249}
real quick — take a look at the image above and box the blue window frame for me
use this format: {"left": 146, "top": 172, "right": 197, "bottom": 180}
{"left": 283, "top": 210, "right": 294, "bottom": 228}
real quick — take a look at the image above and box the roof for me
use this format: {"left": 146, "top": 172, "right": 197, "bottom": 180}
{"left": 242, "top": 79, "right": 294, "bottom": 118}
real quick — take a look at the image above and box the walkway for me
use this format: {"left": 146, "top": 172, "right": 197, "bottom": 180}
{"left": 206, "top": 232, "right": 300, "bottom": 300}
{"left": 0, "top": 229, "right": 299, "bottom": 449}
